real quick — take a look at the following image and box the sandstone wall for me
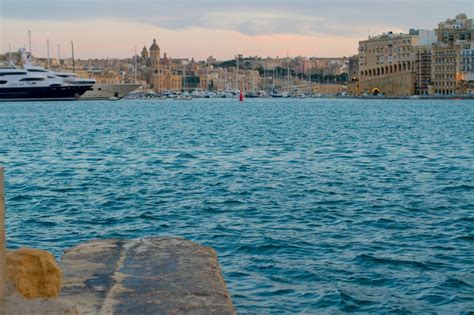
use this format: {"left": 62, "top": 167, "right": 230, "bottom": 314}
{"left": 359, "top": 73, "right": 416, "bottom": 96}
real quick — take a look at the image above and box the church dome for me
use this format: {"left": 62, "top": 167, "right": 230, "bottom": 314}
{"left": 150, "top": 39, "right": 160, "bottom": 51}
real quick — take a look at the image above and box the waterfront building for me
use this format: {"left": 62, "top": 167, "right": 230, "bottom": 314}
{"left": 432, "top": 14, "right": 473, "bottom": 95}
{"left": 414, "top": 46, "right": 433, "bottom": 95}
{"left": 199, "top": 74, "right": 209, "bottom": 90}
{"left": 358, "top": 29, "right": 437, "bottom": 96}
{"left": 431, "top": 43, "right": 462, "bottom": 95}
{"left": 460, "top": 41, "right": 474, "bottom": 94}
{"left": 347, "top": 55, "right": 360, "bottom": 95}
{"left": 348, "top": 55, "right": 359, "bottom": 82}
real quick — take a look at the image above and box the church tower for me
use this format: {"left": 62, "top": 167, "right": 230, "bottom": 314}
{"left": 150, "top": 38, "right": 162, "bottom": 92}
{"left": 149, "top": 39, "right": 161, "bottom": 69}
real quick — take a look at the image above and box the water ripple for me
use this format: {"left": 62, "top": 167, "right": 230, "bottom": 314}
{"left": 1, "top": 98, "right": 473, "bottom": 313}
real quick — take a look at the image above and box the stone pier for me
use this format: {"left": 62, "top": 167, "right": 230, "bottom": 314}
{"left": 60, "top": 237, "right": 236, "bottom": 314}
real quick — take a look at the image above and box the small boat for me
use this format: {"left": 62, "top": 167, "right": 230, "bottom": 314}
{"left": 269, "top": 89, "right": 284, "bottom": 98}
{"left": 174, "top": 95, "right": 192, "bottom": 100}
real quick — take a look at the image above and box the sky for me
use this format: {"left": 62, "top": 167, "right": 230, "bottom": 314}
{"left": 1, "top": 0, "right": 473, "bottom": 60}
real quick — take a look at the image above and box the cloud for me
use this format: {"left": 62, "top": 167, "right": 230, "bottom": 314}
{"left": 2, "top": 0, "right": 472, "bottom": 37}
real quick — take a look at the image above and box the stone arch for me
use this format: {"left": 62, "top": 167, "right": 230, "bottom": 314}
{"left": 385, "top": 66, "right": 389, "bottom": 75}
{"left": 360, "top": 71, "right": 364, "bottom": 78}
{"left": 390, "top": 65, "right": 393, "bottom": 73}
{"left": 402, "top": 62, "right": 406, "bottom": 71}
{"left": 369, "top": 69, "right": 372, "bottom": 77}
{"left": 377, "top": 68, "right": 380, "bottom": 76}
{"left": 381, "top": 67, "right": 384, "bottom": 75}
{"left": 407, "top": 61, "right": 411, "bottom": 70}
{"left": 398, "top": 63, "right": 402, "bottom": 72}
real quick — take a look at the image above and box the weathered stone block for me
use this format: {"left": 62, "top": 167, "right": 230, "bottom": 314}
{"left": 6, "top": 248, "right": 62, "bottom": 299}
{"left": 60, "top": 237, "right": 235, "bottom": 315}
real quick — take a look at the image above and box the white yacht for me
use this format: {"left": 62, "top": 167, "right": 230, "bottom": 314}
{"left": 24, "top": 65, "right": 140, "bottom": 100}
{"left": 0, "top": 66, "right": 93, "bottom": 101}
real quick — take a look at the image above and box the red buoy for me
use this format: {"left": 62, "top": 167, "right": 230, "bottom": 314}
{"left": 239, "top": 90, "right": 244, "bottom": 102}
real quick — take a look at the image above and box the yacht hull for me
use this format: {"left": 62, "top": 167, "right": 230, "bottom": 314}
{"left": 81, "top": 84, "right": 141, "bottom": 100}
{"left": 0, "top": 85, "right": 92, "bottom": 101}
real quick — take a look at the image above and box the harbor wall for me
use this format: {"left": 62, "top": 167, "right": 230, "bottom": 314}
{"left": 358, "top": 72, "right": 416, "bottom": 96}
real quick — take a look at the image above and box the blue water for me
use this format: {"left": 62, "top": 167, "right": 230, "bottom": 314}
{"left": 1, "top": 99, "right": 473, "bottom": 313}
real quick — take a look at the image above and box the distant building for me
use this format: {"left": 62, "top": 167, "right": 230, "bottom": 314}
{"left": 431, "top": 43, "right": 462, "bottom": 95}
{"left": 358, "top": 29, "right": 437, "bottom": 96}
{"left": 141, "top": 46, "right": 149, "bottom": 59}
{"left": 147, "top": 38, "right": 183, "bottom": 93}
{"left": 436, "top": 13, "right": 473, "bottom": 44}
{"left": 206, "top": 56, "right": 217, "bottom": 65}
{"left": 348, "top": 55, "right": 359, "bottom": 82}
{"left": 432, "top": 14, "right": 473, "bottom": 95}
{"left": 414, "top": 46, "right": 433, "bottom": 95}
{"left": 460, "top": 42, "right": 474, "bottom": 95}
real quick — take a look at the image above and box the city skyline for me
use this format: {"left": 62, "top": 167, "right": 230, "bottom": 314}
{"left": 1, "top": 0, "right": 473, "bottom": 60}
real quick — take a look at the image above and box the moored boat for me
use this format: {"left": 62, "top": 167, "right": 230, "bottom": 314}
{"left": 0, "top": 67, "right": 92, "bottom": 101}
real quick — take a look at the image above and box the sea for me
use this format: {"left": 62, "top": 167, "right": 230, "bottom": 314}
{"left": 1, "top": 98, "right": 473, "bottom": 313}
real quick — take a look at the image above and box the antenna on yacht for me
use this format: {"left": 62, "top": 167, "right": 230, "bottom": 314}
{"left": 47, "top": 39, "right": 50, "bottom": 69}
{"left": 71, "top": 41, "right": 75, "bottom": 73}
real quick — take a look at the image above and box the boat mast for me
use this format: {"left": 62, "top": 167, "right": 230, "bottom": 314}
{"left": 47, "top": 39, "right": 50, "bottom": 69}
{"left": 183, "top": 62, "right": 186, "bottom": 91}
{"left": 224, "top": 68, "right": 227, "bottom": 91}
{"left": 71, "top": 41, "right": 75, "bottom": 73}
{"left": 272, "top": 67, "right": 275, "bottom": 91}
{"left": 235, "top": 55, "right": 239, "bottom": 91}
{"left": 28, "top": 30, "right": 32, "bottom": 57}
{"left": 287, "top": 49, "right": 290, "bottom": 92}
{"left": 275, "top": 63, "right": 281, "bottom": 89}
{"left": 58, "top": 44, "right": 61, "bottom": 71}
{"left": 134, "top": 46, "right": 138, "bottom": 84}
{"left": 251, "top": 59, "right": 255, "bottom": 92}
